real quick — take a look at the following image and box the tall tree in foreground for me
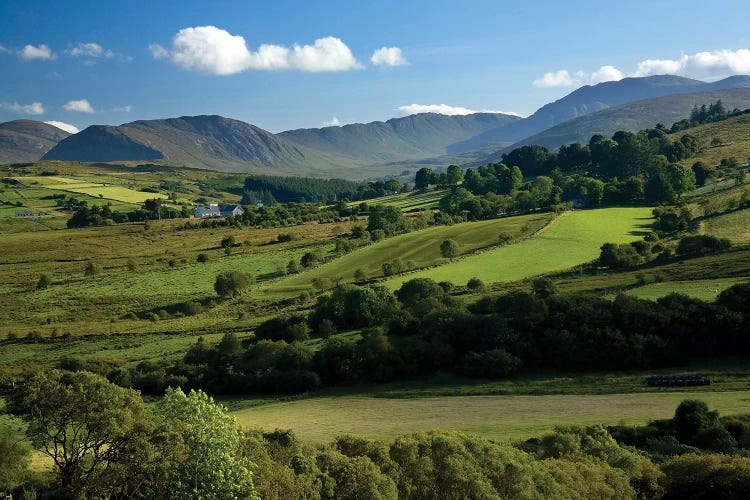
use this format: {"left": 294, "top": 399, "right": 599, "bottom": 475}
{"left": 152, "top": 388, "right": 259, "bottom": 500}
{"left": 17, "top": 370, "right": 153, "bottom": 499}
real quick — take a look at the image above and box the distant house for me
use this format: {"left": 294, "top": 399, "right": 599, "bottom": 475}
{"left": 256, "top": 201, "right": 264, "bottom": 209}
{"left": 15, "top": 210, "right": 33, "bottom": 217}
{"left": 194, "top": 203, "right": 221, "bottom": 218}
{"left": 220, "top": 204, "right": 245, "bottom": 217}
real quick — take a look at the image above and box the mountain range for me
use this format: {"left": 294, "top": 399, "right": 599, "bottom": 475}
{"left": 3, "top": 74, "right": 750, "bottom": 177}
{"left": 0, "top": 120, "right": 71, "bottom": 163}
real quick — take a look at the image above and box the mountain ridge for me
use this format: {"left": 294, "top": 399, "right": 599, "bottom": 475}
{"left": 0, "top": 120, "right": 71, "bottom": 163}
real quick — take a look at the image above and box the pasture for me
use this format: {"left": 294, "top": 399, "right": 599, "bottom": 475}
{"left": 15, "top": 175, "right": 169, "bottom": 204}
{"left": 383, "top": 207, "right": 653, "bottom": 288}
{"left": 264, "top": 212, "right": 553, "bottom": 297}
{"left": 623, "top": 277, "right": 749, "bottom": 301}
{"left": 351, "top": 189, "right": 446, "bottom": 211}
{"left": 233, "top": 389, "right": 750, "bottom": 443}
{"left": 702, "top": 206, "right": 750, "bottom": 244}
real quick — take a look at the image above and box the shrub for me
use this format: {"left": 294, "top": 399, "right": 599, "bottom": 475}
{"left": 676, "top": 235, "right": 731, "bottom": 256}
{"left": 84, "top": 262, "right": 101, "bottom": 277}
{"left": 466, "top": 277, "right": 485, "bottom": 292}
{"left": 277, "top": 232, "right": 297, "bottom": 243}
{"left": 214, "top": 271, "right": 253, "bottom": 298}
{"left": 197, "top": 253, "right": 209, "bottom": 263}
{"left": 354, "top": 268, "right": 368, "bottom": 282}
{"left": 126, "top": 258, "right": 138, "bottom": 272}
{"left": 440, "top": 239, "right": 460, "bottom": 259}
{"left": 36, "top": 274, "right": 52, "bottom": 290}
{"left": 220, "top": 235, "right": 236, "bottom": 248}
{"left": 460, "top": 349, "right": 523, "bottom": 378}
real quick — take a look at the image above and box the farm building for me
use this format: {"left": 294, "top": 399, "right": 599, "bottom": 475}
{"left": 15, "top": 210, "right": 33, "bottom": 217}
{"left": 220, "top": 204, "right": 245, "bottom": 217}
{"left": 194, "top": 203, "right": 221, "bottom": 218}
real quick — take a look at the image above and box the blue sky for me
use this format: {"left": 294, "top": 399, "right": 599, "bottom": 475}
{"left": 1, "top": 0, "right": 750, "bottom": 133}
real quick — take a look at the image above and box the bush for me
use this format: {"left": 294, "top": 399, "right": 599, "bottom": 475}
{"left": 36, "top": 274, "right": 51, "bottom": 290}
{"left": 221, "top": 235, "right": 236, "bottom": 248}
{"left": 126, "top": 258, "right": 138, "bottom": 272}
{"left": 197, "top": 253, "right": 209, "bottom": 263}
{"left": 676, "top": 235, "right": 731, "bottom": 256}
{"left": 84, "top": 262, "right": 101, "bottom": 277}
{"left": 466, "top": 277, "right": 485, "bottom": 292}
{"left": 277, "top": 232, "right": 297, "bottom": 243}
{"left": 440, "top": 239, "right": 460, "bottom": 259}
{"left": 214, "top": 271, "right": 253, "bottom": 298}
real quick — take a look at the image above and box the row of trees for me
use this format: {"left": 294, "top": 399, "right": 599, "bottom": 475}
{"left": 110, "top": 277, "right": 750, "bottom": 396}
{"left": 5, "top": 372, "right": 750, "bottom": 498}
{"left": 66, "top": 198, "right": 191, "bottom": 228}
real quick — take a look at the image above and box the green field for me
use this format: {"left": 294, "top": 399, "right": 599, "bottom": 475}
{"left": 15, "top": 175, "right": 169, "bottom": 204}
{"left": 703, "top": 207, "right": 750, "bottom": 244}
{"left": 233, "top": 390, "right": 750, "bottom": 443}
{"left": 382, "top": 207, "right": 653, "bottom": 288}
{"left": 623, "top": 277, "right": 750, "bottom": 301}
{"left": 352, "top": 189, "right": 446, "bottom": 211}
{"left": 264, "top": 212, "right": 553, "bottom": 297}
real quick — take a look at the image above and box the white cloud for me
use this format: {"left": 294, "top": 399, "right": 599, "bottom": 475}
{"left": 323, "top": 116, "right": 341, "bottom": 126}
{"left": 397, "top": 104, "right": 523, "bottom": 117}
{"left": 45, "top": 121, "right": 79, "bottom": 134}
{"left": 63, "top": 99, "right": 95, "bottom": 113}
{"left": 533, "top": 65, "right": 625, "bottom": 87}
{"left": 0, "top": 45, "right": 10, "bottom": 54}
{"left": 150, "top": 26, "right": 361, "bottom": 74}
{"left": 371, "top": 46, "right": 408, "bottom": 67}
{"left": 113, "top": 105, "right": 132, "bottom": 112}
{"left": 590, "top": 65, "right": 624, "bottom": 84}
{"left": 66, "top": 42, "right": 114, "bottom": 59}
{"left": 533, "top": 70, "right": 576, "bottom": 88}
{"left": 19, "top": 44, "right": 56, "bottom": 61}
{"left": 0, "top": 101, "right": 45, "bottom": 115}
{"left": 633, "top": 49, "right": 750, "bottom": 78}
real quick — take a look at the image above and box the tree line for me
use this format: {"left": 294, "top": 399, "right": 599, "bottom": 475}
{"left": 3, "top": 371, "right": 750, "bottom": 499}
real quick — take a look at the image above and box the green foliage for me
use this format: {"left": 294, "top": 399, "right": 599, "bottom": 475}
{"left": 214, "top": 270, "right": 253, "bottom": 298}
{"left": 83, "top": 261, "right": 100, "bottom": 277}
{"left": 532, "top": 277, "right": 557, "bottom": 299}
{"left": 661, "top": 453, "right": 750, "bottom": 499}
{"left": 676, "top": 234, "right": 731, "bottom": 256}
{"left": 152, "top": 388, "right": 258, "bottom": 500}
{"left": 36, "top": 273, "right": 51, "bottom": 290}
{"left": 16, "top": 370, "right": 152, "bottom": 498}
{"left": 440, "top": 239, "right": 460, "bottom": 259}
{"left": 0, "top": 428, "right": 30, "bottom": 492}
{"left": 220, "top": 234, "right": 236, "bottom": 248}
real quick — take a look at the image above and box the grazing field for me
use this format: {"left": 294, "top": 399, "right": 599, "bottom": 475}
{"left": 233, "top": 390, "right": 750, "bottom": 443}
{"left": 15, "top": 175, "right": 169, "bottom": 204}
{"left": 383, "top": 207, "right": 653, "bottom": 288}
{"left": 702, "top": 207, "right": 750, "bottom": 244}
{"left": 264, "top": 212, "right": 554, "bottom": 297}
{"left": 352, "top": 189, "right": 446, "bottom": 211}
{"left": 623, "top": 277, "right": 750, "bottom": 301}
{"left": 0, "top": 218, "right": 356, "bottom": 338}
{"left": 676, "top": 113, "right": 750, "bottom": 169}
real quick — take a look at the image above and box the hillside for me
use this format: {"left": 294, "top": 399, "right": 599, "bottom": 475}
{"left": 671, "top": 112, "right": 750, "bottom": 168}
{"left": 42, "top": 115, "right": 346, "bottom": 174}
{"left": 280, "top": 112, "right": 519, "bottom": 163}
{"left": 0, "top": 120, "right": 71, "bottom": 163}
{"left": 450, "top": 75, "right": 750, "bottom": 153}
{"left": 470, "top": 88, "right": 750, "bottom": 166}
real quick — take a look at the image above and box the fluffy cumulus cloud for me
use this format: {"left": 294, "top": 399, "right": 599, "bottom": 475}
{"left": 63, "top": 99, "right": 95, "bottom": 113}
{"left": 532, "top": 69, "right": 577, "bottom": 88}
{"left": 19, "top": 44, "right": 56, "bottom": 61}
{"left": 0, "top": 44, "right": 10, "bottom": 54}
{"left": 371, "top": 46, "right": 408, "bottom": 67}
{"left": 533, "top": 48, "right": 750, "bottom": 89}
{"left": 45, "top": 121, "right": 79, "bottom": 134}
{"left": 150, "top": 26, "right": 361, "bottom": 74}
{"left": 590, "top": 65, "right": 624, "bottom": 84}
{"left": 633, "top": 49, "right": 750, "bottom": 78}
{"left": 0, "top": 101, "right": 45, "bottom": 115}
{"left": 397, "top": 104, "right": 523, "bottom": 117}
{"left": 65, "top": 42, "right": 114, "bottom": 59}
{"left": 323, "top": 116, "right": 341, "bottom": 126}
{"left": 533, "top": 66, "right": 625, "bottom": 87}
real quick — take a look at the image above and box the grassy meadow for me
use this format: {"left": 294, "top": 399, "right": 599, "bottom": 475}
{"left": 383, "top": 207, "right": 653, "bottom": 288}
{"left": 233, "top": 389, "right": 750, "bottom": 443}
{"left": 264, "top": 212, "right": 554, "bottom": 297}
{"left": 351, "top": 189, "right": 447, "bottom": 211}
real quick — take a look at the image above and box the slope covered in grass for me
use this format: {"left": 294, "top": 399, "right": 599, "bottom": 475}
{"left": 265, "top": 212, "right": 554, "bottom": 297}
{"left": 383, "top": 207, "right": 653, "bottom": 288}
